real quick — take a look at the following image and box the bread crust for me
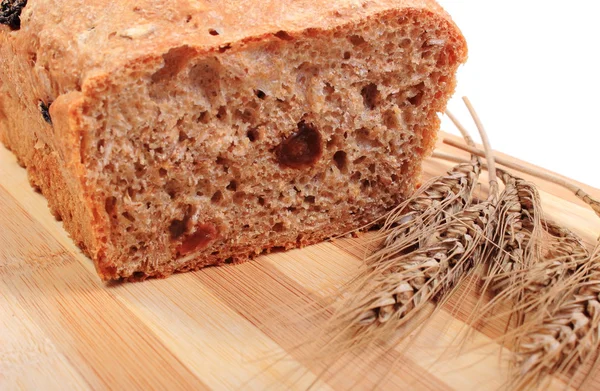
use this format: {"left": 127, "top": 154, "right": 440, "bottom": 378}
{"left": 0, "top": 0, "right": 466, "bottom": 281}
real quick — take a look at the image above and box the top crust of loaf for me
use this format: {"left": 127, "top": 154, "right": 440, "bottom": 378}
{"left": 2, "top": 0, "right": 465, "bottom": 95}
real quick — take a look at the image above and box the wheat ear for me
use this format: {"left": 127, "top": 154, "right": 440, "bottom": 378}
{"left": 513, "top": 241, "right": 600, "bottom": 389}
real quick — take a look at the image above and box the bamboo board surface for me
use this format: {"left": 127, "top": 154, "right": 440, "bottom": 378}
{"left": 1, "top": 132, "right": 600, "bottom": 390}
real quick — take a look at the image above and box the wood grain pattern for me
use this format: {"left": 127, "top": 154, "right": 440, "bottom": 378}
{"left": 1, "top": 132, "right": 599, "bottom": 390}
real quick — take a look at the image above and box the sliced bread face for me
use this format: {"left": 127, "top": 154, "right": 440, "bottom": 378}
{"left": 0, "top": 1, "right": 466, "bottom": 280}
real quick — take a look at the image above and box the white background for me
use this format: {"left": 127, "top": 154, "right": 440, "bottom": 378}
{"left": 437, "top": 1, "right": 600, "bottom": 188}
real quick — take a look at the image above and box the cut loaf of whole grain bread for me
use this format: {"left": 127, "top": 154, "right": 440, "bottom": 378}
{"left": 0, "top": 0, "right": 467, "bottom": 280}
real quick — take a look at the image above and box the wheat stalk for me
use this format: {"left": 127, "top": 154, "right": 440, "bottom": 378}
{"left": 443, "top": 139, "right": 600, "bottom": 218}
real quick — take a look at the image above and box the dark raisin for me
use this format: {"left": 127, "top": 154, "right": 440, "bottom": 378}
{"left": 0, "top": 0, "right": 27, "bottom": 30}
{"left": 178, "top": 224, "right": 218, "bottom": 256}
{"left": 39, "top": 100, "right": 52, "bottom": 125}
{"left": 276, "top": 120, "right": 323, "bottom": 169}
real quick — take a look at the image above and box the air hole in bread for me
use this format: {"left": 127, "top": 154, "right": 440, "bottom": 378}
{"left": 169, "top": 219, "right": 186, "bottom": 239}
{"left": 38, "top": 101, "right": 53, "bottom": 125}
{"left": 211, "top": 191, "right": 223, "bottom": 204}
{"left": 247, "top": 128, "right": 259, "bottom": 142}
{"left": 348, "top": 34, "right": 366, "bottom": 46}
{"left": 257, "top": 196, "right": 265, "bottom": 206}
{"left": 326, "top": 133, "right": 341, "bottom": 150}
{"left": 134, "top": 162, "right": 146, "bottom": 178}
{"left": 407, "top": 83, "right": 425, "bottom": 106}
{"left": 189, "top": 58, "right": 222, "bottom": 105}
{"left": 151, "top": 46, "right": 196, "bottom": 83}
{"left": 215, "top": 156, "right": 230, "bottom": 173}
{"left": 361, "top": 83, "right": 380, "bottom": 110}
{"left": 343, "top": 51, "right": 351, "bottom": 60}
{"left": 401, "top": 160, "right": 411, "bottom": 175}
{"left": 383, "top": 108, "right": 401, "bottom": 129}
{"left": 353, "top": 155, "right": 366, "bottom": 165}
{"left": 421, "top": 50, "right": 433, "bottom": 61}
{"left": 408, "top": 91, "right": 424, "bottom": 106}
{"left": 197, "top": 111, "right": 210, "bottom": 124}
{"left": 226, "top": 180, "right": 237, "bottom": 191}
{"left": 351, "top": 172, "right": 362, "bottom": 182}
{"left": 323, "top": 83, "right": 335, "bottom": 97}
{"left": 274, "top": 30, "right": 294, "bottom": 41}
{"left": 218, "top": 43, "right": 232, "bottom": 53}
{"left": 399, "top": 38, "right": 412, "bottom": 49}
{"left": 272, "top": 222, "right": 285, "bottom": 232}
{"left": 105, "top": 196, "right": 117, "bottom": 217}
{"left": 216, "top": 106, "right": 228, "bottom": 121}
{"left": 304, "top": 195, "right": 316, "bottom": 204}
{"left": 122, "top": 211, "right": 135, "bottom": 222}
{"left": 333, "top": 150, "right": 348, "bottom": 173}
{"left": 255, "top": 90, "right": 266, "bottom": 99}
{"left": 356, "top": 128, "right": 382, "bottom": 148}
{"left": 166, "top": 180, "right": 178, "bottom": 199}
{"left": 208, "top": 28, "right": 219, "bottom": 36}
{"left": 368, "top": 163, "right": 377, "bottom": 173}
{"left": 178, "top": 131, "right": 188, "bottom": 142}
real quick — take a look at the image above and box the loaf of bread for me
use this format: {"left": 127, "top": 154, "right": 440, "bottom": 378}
{"left": 0, "top": 0, "right": 467, "bottom": 280}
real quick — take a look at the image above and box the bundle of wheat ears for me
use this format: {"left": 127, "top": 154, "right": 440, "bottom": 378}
{"left": 321, "top": 97, "right": 600, "bottom": 389}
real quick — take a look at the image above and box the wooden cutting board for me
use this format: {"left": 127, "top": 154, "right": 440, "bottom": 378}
{"left": 2, "top": 131, "right": 599, "bottom": 391}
